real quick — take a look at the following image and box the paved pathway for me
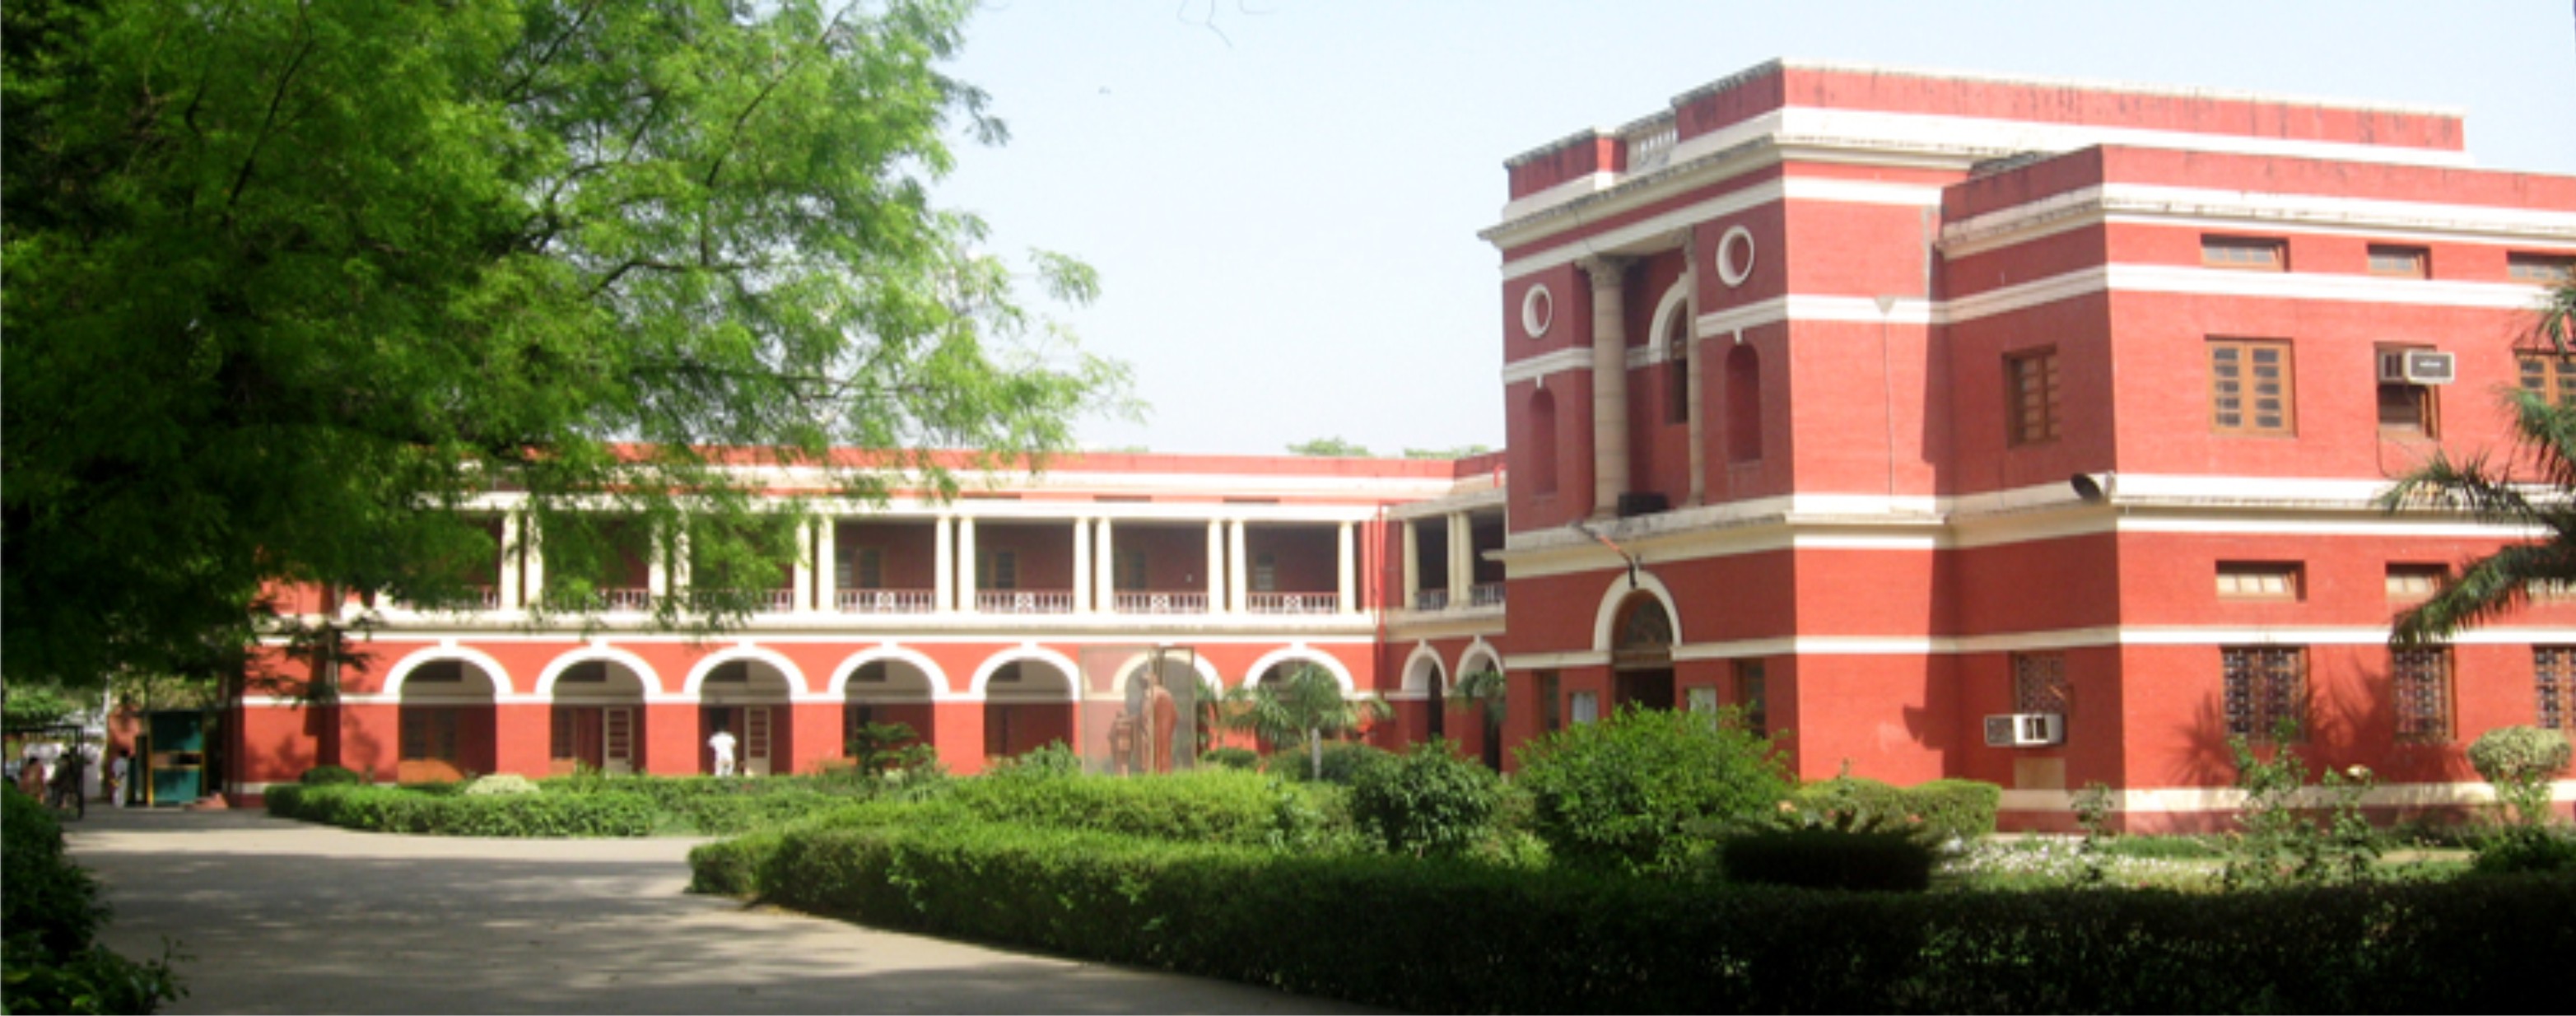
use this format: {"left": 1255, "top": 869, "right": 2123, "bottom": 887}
{"left": 68, "top": 808, "right": 1373, "bottom": 1014}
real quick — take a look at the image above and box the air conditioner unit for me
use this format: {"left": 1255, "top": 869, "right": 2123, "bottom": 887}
{"left": 2377, "top": 348, "right": 2455, "bottom": 385}
{"left": 1982, "top": 712, "right": 2065, "bottom": 748}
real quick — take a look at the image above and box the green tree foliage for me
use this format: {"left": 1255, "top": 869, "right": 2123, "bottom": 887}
{"left": 1221, "top": 663, "right": 1390, "bottom": 781}
{"left": 1400, "top": 445, "right": 1494, "bottom": 459}
{"left": 1513, "top": 704, "right": 1791, "bottom": 875}
{"left": 1345, "top": 740, "right": 1502, "bottom": 859}
{"left": 1284, "top": 437, "right": 1371, "bottom": 458}
{"left": 2467, "top": 725, "right": 2572, "bottom": 827}
{"left": 2, "top": 0, "right": 1127, "bottom": 690}
{"left": 2378, "top": 281, "right": 2576, "bottom": 645}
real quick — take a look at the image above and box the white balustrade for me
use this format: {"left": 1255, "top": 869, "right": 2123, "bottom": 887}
{"left": 1113, "top": 591, "right": 1210, "bottom": 614}
{"left": 836, "top": 589, "right": 934, "bottom": 613}
{"left": 1248, "top": 592, "right": 1338, "bottom": 615}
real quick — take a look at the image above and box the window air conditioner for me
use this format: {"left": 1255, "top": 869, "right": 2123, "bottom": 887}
{"left": 1982, "top": 712, "right": 2065, "bottom": 748}
{"left": 2377, "top": 349, "right": 2455, "bottom": 385}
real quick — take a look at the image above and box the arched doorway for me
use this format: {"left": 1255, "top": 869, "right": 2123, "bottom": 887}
{"left": 547, "top": 659, "right": 649, "bottom": 776}
{"left": 1611, "top": 593, "right": 1676, "bottom": 711}
{"left": 397, "top": 659, "right": 501, "bottom": 783}
{"left": 841, "top": 657, "right": 938, "bottom": 766}
{"left": 1106, "top": 650, "right": 1207, "bottom": 775}
{"left": 699, "top": 659, "right": 794, "bottom": 776}
{"left": 982, "top": 659, "right": 1076, "bottom": 760}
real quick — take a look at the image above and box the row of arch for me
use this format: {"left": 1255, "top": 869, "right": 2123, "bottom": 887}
{"left": 369, "top": 642, "right": 1362, "bottom": 704}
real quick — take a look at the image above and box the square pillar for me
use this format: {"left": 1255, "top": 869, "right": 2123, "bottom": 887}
{"left": 521, "top": 512, "right": 545, "bottom": 608}
{"left": 494, "top": 702, "right": 552, "bottom": 779}
{"left": 934, "top": 513, "right": 954, "bottom": 613}
{"left": 814, "top": 517, "right": 839, "bottom": 613}
{"left": 1584, "top": 255, "right": 1631, "bottom": 518}
{"left": 790, "top": 701, "right": 841, "bottom": 776}
{"left": 1204, "top": 520, "right": 1224, "bottom": 610}
{"left": 497, "top": 513, "right": 524, "bottom": 611}
{"left": 1073, "top": 515, "right": 1093, "bottom": 613}
{"left": 1227, "top": 520, "right": 1248, "bottom": 613}
{"left": 1097, "top": 519, "right": 1118, "bottom": 612}
{"left": 1448, "top": 511, "right": 1471, "bottom": 605}
{"left": 792, "top": 520, "right": 815, "bottom": 613}
{"left": 1336, "top": 521, "right": 1355, "bottom": 616}
{"left": 957, "top": 516, "right": 979, "bottom": 613}
{"left": 1400, "top": 520, "right": 1420, "bottom": 610}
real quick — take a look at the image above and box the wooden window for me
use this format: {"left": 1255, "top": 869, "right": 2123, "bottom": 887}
{"left": 2005, "top": 347, "right": 2061, "bottom": 445}
{"left": 399, "top": 708, "right": 460, "bottom": 762}
{"left": 977, "top": 549, "right": 1017, "bottom": 590}
{"left": 2391, "top": 648, "right": 2453, "bottom": 743}
{"left": 2012, "top": 653, "right": 2070, "bottom": 714}
{"left": 2223, "top": 646, "right": 2306, "bottom": 740}
{"left": 1251, "top": 552, "right": 1278, "bottom": 593}
{"left": 839, "top": 546, "right": 883, "bottom": 590}
{"left": 2518, "top": 354, "right": 2576, "bottom": 408}
{"left": 1568, "top": 691, "right": 1600, "bottom": 725}
{"left": 1114, "top": 548, "right": 1147, "bottom": 591}
{"left": 1537, "top": 670, "right": 1563, "bottom": 733}
{"left": 2209, "top": 339, "right": 2294, "bottom": 436}
{"left": 2537, "top": 648, "right": 2576, "bottom": 730}
{"left": 2367, "top": 245, "right": 2429, "bottom": 278}
{"left": 2377, "top": 381, "right": 2436, "bottom": 436}
{"left": 2386, "top": 564, "right": 2445, "bottom": 601}
{"left": 2507, "top": 253, "right": 2575, "bottom": 284}
{"left": 2202, "top": 235, "right": 2287, "bottom": 271}
{"left": 2218, "top": 562, "right": 2303, "bottom": 600}
{"left": 1735, "top": 659, "right": 1768, "bottom": 734}
{"left": 549, "top": 709, "right": 576, "bottom": 760}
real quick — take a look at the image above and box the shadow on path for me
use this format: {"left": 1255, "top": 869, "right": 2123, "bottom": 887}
{"left": 68, "top": 809, "right": 1373, "bottom": 1015}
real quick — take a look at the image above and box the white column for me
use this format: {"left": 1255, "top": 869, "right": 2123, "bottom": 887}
{"left": 1097, "top": 519, "right": 1119, "bottom": 612}
{"left": 1073, "top": 515, "right": 1093, "bottom": 614}
{"left": 1336, "top": 522, "right": 1355, "bottom": 616}
{"left": 647, "top": 522, "right": 671, "bottom": 599}
{"left": 497, "top": 512, "right": 524, "bottom": 610}
{"left": 934, "top": 514, "right": 954, "bottom": 614}
{"left": 956, "top": 516, "right": 978, "bottom": 612}
{"left": 1204, "top": 520, "right": 1224, "bottom": 612}
{"left": 1400, "top": 520, "right": 1420, "bottom": 612}
{"left": 671, "top": 528, "right": 691, "bottom": 594}
{"left": 791, "top": 520, "right": 814, "bottom": 613}
{"left": 1584, "top": 256, "right": 1631, "bottom": 518}
{"left": 1227, "top": 520, "right": 1248, "bottom": 613}
{"left": 1447, "top": 511, "right": 1471, "bottom": 606}
{"left": 521, "top": 512, "right": 544, "bottom": 608}
{"left": 813, "top": 517, "right": 838, "bottom": 613}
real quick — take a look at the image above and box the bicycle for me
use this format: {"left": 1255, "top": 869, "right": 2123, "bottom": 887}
{"left": 47, "top": 763, "right": 86, "bottom": 821}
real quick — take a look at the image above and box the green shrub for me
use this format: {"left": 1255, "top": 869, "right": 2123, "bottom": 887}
{"left": 944, "top": 767, "right": 1339, "bottom": 848}
{"left": 2, "top": 788, "right": 185, "bottom": 1014}
{"left": 691, "top": 806, "right": 2576, "bottom": 1014}
{"left": 2472, "top": 827, "right": 2576, "bottom": 875}
{"left": 2467, "top": 726, "right": 2572, "bottom": 826}
{"left": 461, "top": 774, "right": 540, "bottom": 796}
{"left": 1515, "top": 705, "right": 1791, "bottom": 874}
{"left": 1719, "top": 828, "right": 1938, "bottom": 892}
{"left": 1786, "top": 776, "right": 2000, "bottom": 844}
{"left": 1200, "top": 747, "right": 1258, "bottom": 771}
{"left": 296, "top": 765, "right": 364, "bottom": 786}
{"left": 1262, "top": 741, "right": 1390, "bottom": 785}
{"left": 264, "top": 783, "right": 655, "bottom": 837}
{"left": 1344, "top": 740, "right": 1502, "bottom": 858}
{"left": 990, "top": 741, "right": 1082, "bottom": 778}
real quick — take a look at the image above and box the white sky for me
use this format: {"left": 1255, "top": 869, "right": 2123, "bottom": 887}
{"left": 931, "top": 0, "right": 2576, "bottom": 456}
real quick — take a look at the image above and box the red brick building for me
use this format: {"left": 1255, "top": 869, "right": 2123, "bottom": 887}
{"left": 203, "top": 60, "right": 2575, "bottom": 831}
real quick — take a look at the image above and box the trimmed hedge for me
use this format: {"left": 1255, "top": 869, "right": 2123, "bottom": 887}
{"left": 1791, "top": 777, "right": 2001, "bottom": 843}
{"left": 694, "top": 814, "right": 2576, "bottom": 1014}
{"left": 943, "top": 767, "right": 1342, "bottom": 847}
{"left": 265, "top": 784, "right": 656, "bottom": 837}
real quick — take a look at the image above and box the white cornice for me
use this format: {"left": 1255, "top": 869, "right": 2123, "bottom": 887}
{"left": 1943, "top": 184, "right": 2576, "bottom": 259}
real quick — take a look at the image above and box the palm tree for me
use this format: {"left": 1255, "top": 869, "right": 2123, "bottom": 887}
{"left": 1223, "top": 663, "right": 1391, "bottom": 780}
{"left": 2381, "top": 281, "right": 2576, "bottom": 645}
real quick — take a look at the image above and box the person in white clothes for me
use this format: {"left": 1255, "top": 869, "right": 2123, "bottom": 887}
{"left": 708, "top": 727, "right": 738, "bottom": 777}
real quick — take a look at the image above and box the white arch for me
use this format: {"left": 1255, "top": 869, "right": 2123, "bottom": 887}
{"left": 1400, "top": 641, "right": 1448, "bottom": 696}
{"left": 968, "top": 645, "right": 1082, "bottom": 701}
{"left": 1649, "top": 276, "right": 1693, "bottom": 352}
{"left": 381, "top": 645, "right": 515, "bottom": 698}
{"left": 532, "top": 645, "right": 664, "bottom": 699}
{"left": 1457, "top": 637, "right": 1504, "bottom": 680}
{"left": 681, "top": 645, "right": 807, "bottom": 699}
{"left": 1241, "top": 645, "right": 1357, "bottom": 696}
{"left": 1103, "top": 648, "right": 1224, "bottom": 700}
{"left": 827, "top": 645, "right": 952, "bottom": 701}
{"left": 1591, "top": 571, "right": 1681, "bottom": 654}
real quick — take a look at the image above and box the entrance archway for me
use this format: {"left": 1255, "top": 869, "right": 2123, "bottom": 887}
{"left": 981, "top": 659, "right": 1077, "bottom": 760}
{"left": 1611, "top": 592, "right": 1676, "bottom": 711}
{"left": 544, "top": 659, "right": 650, "bottom": 776}
{"left": 697, "top": 659, "right": 795, "bottom": 776}
{"left": 395, "top": 659, "right": 501, "bottom": 783}
{"left": 840, "top": 656, "right": 939, "bottom": 767}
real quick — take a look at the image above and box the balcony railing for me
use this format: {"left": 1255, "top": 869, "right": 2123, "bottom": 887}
{"left": 1469, "top": 582, "right": 1506, "bottom": 608}
{"left": 1623, "top": 120, "right": 1677, "bottom": 173}
{"left": 837, "top": 588, "right": 935, "bottom": 613}
{"left": 390, "top": 585, "right": 501, "bottom": 613}
{"left": 1248, "top": 591, "right": 1338, "bottom": 615}
{"left": 1412, "top": 589, "right": 1449, "bottom": 612}
{"left": 1114, "top": 590, "right": 1210, "bottom": 614}
{"left": 975, "top": 590, "right": 1074, "bottom": 614}
{"left": 602, "top": 587, "right": 653, "bottom": 612}
{"left": 766, "top": 589, "right": 796, "bottom": 613}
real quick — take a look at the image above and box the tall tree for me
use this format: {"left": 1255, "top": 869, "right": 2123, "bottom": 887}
{"left": 2381, "top": 281, "right": 2576, "bottom": 645}
{"left": 3, "top": 0, "right": 1126, "bottom": 689}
